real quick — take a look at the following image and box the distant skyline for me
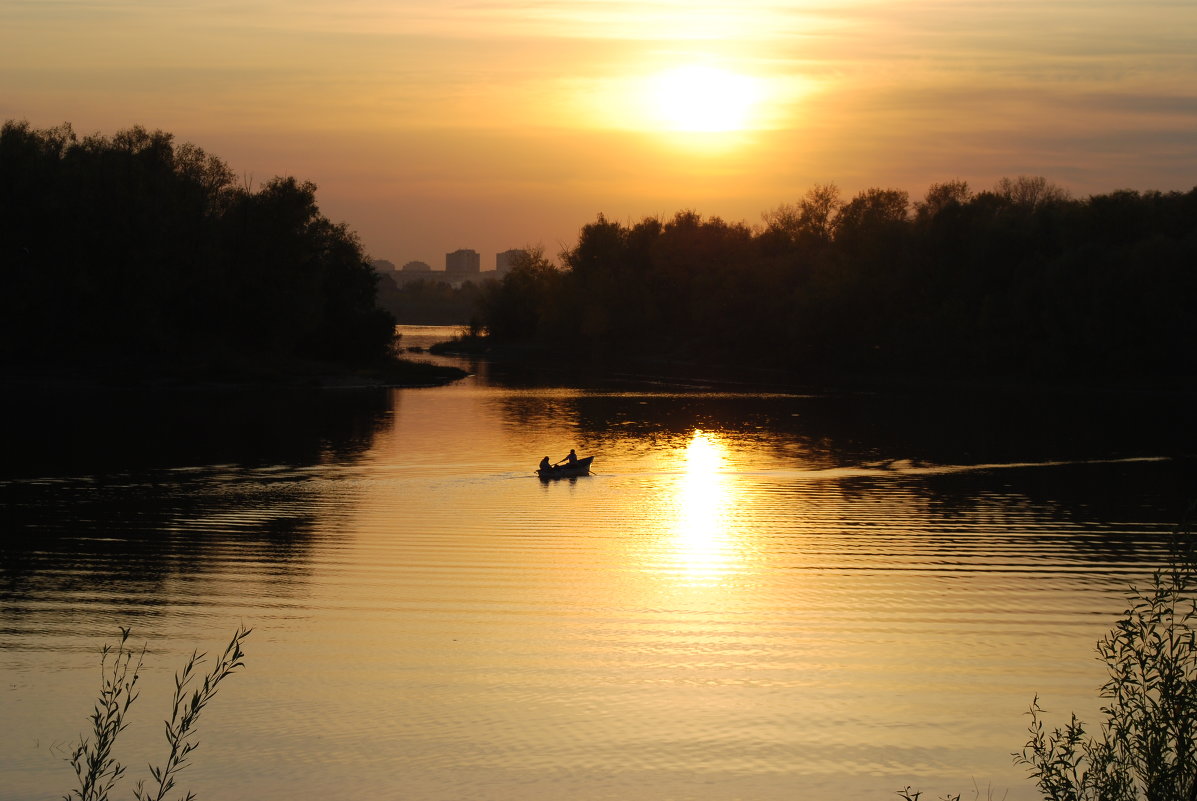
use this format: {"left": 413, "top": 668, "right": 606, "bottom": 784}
{"left": 3, "top": 0, "right": 1195, "bottom": 266}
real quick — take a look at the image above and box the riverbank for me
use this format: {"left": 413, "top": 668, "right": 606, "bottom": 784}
{"left": 0, "top": 353, "right": 469, "bottom": 393}
{"left": 428, "top": 333, "right": 1197, "bottom": 397}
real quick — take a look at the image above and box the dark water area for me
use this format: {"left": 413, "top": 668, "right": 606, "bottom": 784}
{"left": 0, "top": 385, "right": 393, "bottom": 478}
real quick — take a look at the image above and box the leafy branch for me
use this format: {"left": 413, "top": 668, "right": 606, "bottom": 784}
{"left": 63, "top": 625, "right": 251, "bottom": 801}
{"left": 1015, "top": 526, "right": 1197, "bottom": 801}
{"left": 64, "top": 627, "right": 145, "bottom": 801}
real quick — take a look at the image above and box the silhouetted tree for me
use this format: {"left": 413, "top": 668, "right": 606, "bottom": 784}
{"left": 379, "top": 277, "right": 482, "bottom": 325}
{"left": 995, "top": 175, "right": 1070, "bottom": 210}
{"left": 0, "top": 121, "right": 396, "bottom": 369}
{"left": 478, "top": 247, "right": 563, "bottom": 341}
{"left": 916, "top": 180, "right": 971, "bottom": 223}
{"left": 473, "top": 175, "right": 1197, "bottom": 382}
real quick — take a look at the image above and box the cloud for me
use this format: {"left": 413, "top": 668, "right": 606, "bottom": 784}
{"left": 3, "top": 0, "right": 1195, "bottom": 264}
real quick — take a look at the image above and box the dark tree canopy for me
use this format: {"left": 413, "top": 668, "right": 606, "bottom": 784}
{"left": 476, "top": 179, "right": 1197, "bottom": 383}
{"left": 377, "top": 276, "right": 482, "bottom": 326}
{"left": 0, "top": 120, "right": 395, "bottom": 370}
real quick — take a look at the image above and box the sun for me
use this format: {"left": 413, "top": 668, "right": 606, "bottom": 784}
{"left": 646, "top": 65, "right": 763, "bottom": 133}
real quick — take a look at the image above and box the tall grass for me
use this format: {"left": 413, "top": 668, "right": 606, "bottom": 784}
{"left": 64, "top": 625, "right": 250, "bottom": 801}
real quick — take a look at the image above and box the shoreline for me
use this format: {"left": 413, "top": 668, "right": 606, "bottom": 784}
{"left": 0, "top": 354, "right": 470, "bottom": 394}
{"left": 429, "top": 336, "right": 1197, "bottom": 398}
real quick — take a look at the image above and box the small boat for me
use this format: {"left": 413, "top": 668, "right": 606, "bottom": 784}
{"left": 537, "top": 456, "right": 594, "bottom": 479}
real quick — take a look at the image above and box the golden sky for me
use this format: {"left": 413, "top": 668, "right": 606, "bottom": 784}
{"left": 3, "top": 0, "right": 1195, "bottom": 267}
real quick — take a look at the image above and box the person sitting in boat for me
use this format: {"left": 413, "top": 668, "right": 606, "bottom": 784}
{"left": 562, "top": 449, "right": 578, "bottom": 466}
{"left": 539, "top": 456, "right": 552, "bottom": 472}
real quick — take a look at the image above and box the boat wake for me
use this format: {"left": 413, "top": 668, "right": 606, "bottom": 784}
{"left": 769, "top": 454, "right": 1172, "bottom": 480}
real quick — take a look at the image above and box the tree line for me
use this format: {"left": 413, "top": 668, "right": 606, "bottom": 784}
{"left": 1, "top": 121, "right": 396, "bottom": 370}
{"left": 376, "top": 275, "right": 482, "bottom": 326}
{"left": 479, "top": 178, "right": 1197, "bottom": 382}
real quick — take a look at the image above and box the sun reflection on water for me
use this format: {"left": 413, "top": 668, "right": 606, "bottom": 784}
{"left": 664, "top": 429, "right": 744, "bottom": 586}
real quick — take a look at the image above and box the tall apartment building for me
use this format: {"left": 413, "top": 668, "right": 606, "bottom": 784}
{"left": 445, "top": 248, "right": 481, "bottom": 274}
{"left": 495, "top": 249, "right": 526, "bottom": 276}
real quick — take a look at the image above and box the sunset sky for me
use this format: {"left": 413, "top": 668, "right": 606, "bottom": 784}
{"left": 3, "top": 0, "right": 1195, "bottom": 268}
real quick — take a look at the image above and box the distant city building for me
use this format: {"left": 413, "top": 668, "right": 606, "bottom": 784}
{"left": 445, "top": 249, "right": 481, "bottom": 274}
{"left": 380, "top": 260, "right": 436, "bottom": 286}
{"left": 383, "top": 251, "right": 513, "bottom": 288}
{"left": 495, "top": 249, "right": 527, "bottom": 276}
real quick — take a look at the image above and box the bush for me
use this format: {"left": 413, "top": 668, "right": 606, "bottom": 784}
{"left": 1015, "top": 527, "right": 1197, "bottom": 801}
{"left": 64, "top": 625, "right": 251, "bottom": 801}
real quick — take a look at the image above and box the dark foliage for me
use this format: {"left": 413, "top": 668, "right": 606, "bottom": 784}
{"left": 378, "top": 276, "right": 483, "bottom": 325}
{"left": 0, "top": 121, "right": 396, "bottom": 369}
{"left": 477, "top": 247, "right": 565, "bottom": 341}
{"left": 1015, "top": 525, "right": 1197, "bottom": 801}
{"left": 476, "top": 179, "right": 1197, "bottom": 382}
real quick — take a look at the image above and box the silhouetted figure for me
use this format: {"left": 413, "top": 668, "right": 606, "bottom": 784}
{"left": 562, "top": 449, "right": 578, "bottom": 466}
{"left": 539, "top": 456, "right": 552, "bottom": 472}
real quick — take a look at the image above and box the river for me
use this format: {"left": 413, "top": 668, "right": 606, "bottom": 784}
{"left": 2, "top": 325, "right": 1195, "bottom": 801}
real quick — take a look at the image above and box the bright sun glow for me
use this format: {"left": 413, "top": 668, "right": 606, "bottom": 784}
{"left": 646, "top": 65, "right": 764, "bottom": 132}
{"left": 670, "top": 429, "right": 741, "bottom": 584}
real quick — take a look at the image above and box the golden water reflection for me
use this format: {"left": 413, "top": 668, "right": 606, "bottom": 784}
{"left": 661, "top": 429, "right": 746, "bottom": 586}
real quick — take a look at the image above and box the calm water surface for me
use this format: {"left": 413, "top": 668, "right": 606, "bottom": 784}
{"left": 2, "top": 326, "right": 1195, "bottom": 801}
